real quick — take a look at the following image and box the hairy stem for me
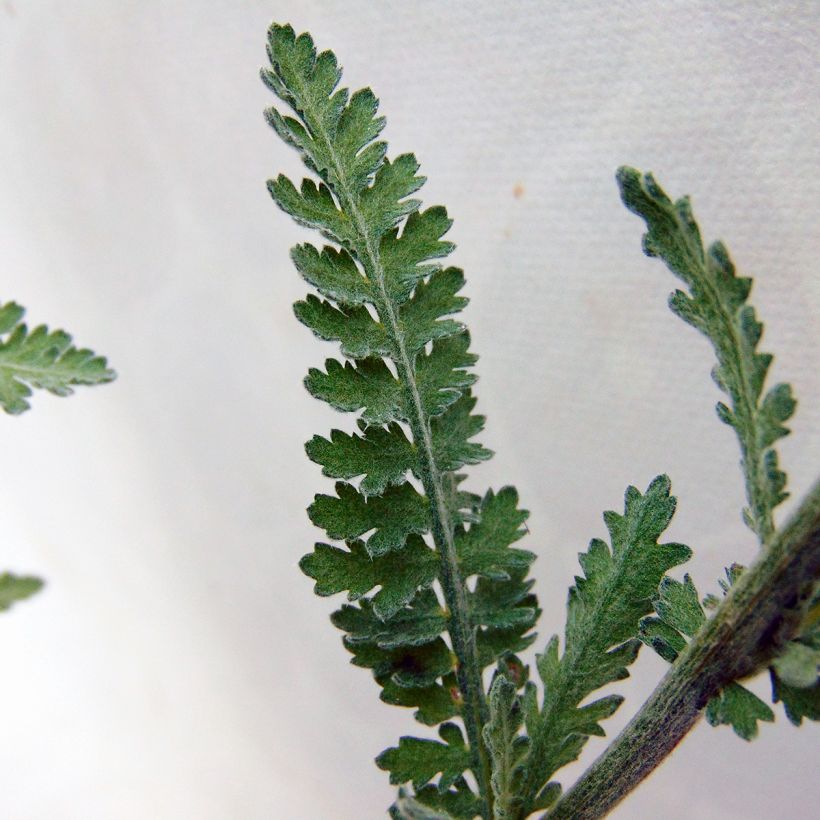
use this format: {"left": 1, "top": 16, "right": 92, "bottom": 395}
{"left": 546, "top": 476, "right": 820, "bottom": 820}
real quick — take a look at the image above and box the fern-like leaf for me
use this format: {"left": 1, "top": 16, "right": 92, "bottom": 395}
{"left": 263, "top": 24, "right": 538, "bottom": 814}
{"left": 617, "top": 168, "right": 796, "bottom": 544}
{"left": 518, "top": 476, "right": 692, "bottom": 815}
{"left": 0, "top": 301, "right": 115, "bottom": 415}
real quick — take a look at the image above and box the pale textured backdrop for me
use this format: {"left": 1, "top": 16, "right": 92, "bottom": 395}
{"left": 0, "top": 2, "right": 817, "bottom": 818}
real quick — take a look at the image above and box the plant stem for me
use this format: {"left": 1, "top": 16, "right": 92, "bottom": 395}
{"left": 546, "top": 476, "right": 820, "bottom": 820}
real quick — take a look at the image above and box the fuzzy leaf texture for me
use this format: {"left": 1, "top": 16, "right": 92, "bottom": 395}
{"left": 263, "top": 24, "right": 537, "bottom": 816}
{"left": 639, "top": 570, "right": 777, "bottom": 739}
{"left": 484, "top": 673, "right": 530, "bottom": 819}
{"left": 617, "top": 168, "right": 796, "bottom": 545}
{"left": 768, "top": 579, "right": 820, "bottom": 725}
{"left": 0, "top": 301, "right": 115, "bottom": 415}
{"left": 517, "top": 476, "right": 692, "bottom": 816}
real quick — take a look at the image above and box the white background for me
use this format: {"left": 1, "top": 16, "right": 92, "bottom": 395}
{"left": 0, "top": 2, "right": 817, "bottom": 818}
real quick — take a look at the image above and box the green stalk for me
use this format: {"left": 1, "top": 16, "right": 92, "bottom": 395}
{"left": 546, "top": 476, "right": 820, "bottom": 820}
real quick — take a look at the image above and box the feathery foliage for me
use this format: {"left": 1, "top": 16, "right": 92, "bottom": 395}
{"left": 0, "top": 300, "right": 114, "bottom": 615}
{"left": 263, "top": 23, "right": 537, "bottom": 817}
{"left": 516, "top": 477, "right": 691, "bottom": 814}
{"left": 0, "top": 300, "right": 115, "bottom": 415}
{"left": 617, "top": 168, "right": 796, "bottom": 545}
{"left": 622, "top": 170, "right": 817, "bottom": 739}
{"left": 264, "top": 23, "right": 816, "bottom": 819}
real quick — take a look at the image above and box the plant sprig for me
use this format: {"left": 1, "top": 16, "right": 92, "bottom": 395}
{"left": 263, "top": 23, "right": 818, "bottom": 819}
{"left": 263, "top": 23, "right": 539, "bottom": 817}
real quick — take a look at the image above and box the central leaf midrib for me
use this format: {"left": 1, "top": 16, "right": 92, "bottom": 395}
{"left": 285, "top": 63, "right": 493, "bottom": 817}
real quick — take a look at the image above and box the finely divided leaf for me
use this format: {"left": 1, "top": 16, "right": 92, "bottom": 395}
{"left": 377, "top": 723, "right": 472, "bottom": 791}
{"left": 406, "top": 780, "right": 483, "bottom": 819}
{"left": 265, "top": 24, "right": 536, "bottom": 812}
{"left": 456, "top": 488, "right": 534, "bottom": 581}
{"left": 705, "top": 682, "right": 774, "bottom": 740}
{"left": 0, "top": 301, "right": 115, "bottom": 415}
{"left": 415, "top": 333, "right": 477, "bottom": 417}
{"left": 430, "top": 392, "right": 493, "bottom": 471}
{"left": 294, "top": 295, "right": 389, "bottom": 358}
{"left": 291, "top": 244, "right": 374, "bottom": 306}
{"left": 300, "top": 535, "right": 438, "bottom": 621}
{"left": 401, "top": 268, "right": 468, "bottom": 353}
{"left": 305, "top": 357, "right": 402, "bottom": 424}
{"left": 617, "top": 168, "right": 796, "bottom": 543}
{"left": 305, "top": 422, "right": 415, "bottom": 497}
{"left": 519, "top": 476, "right": 691, "bottom": 813}
{"left": 381, "top": 207, "right": 456, "bottom": 304}
{"left": 309, "top": 481, "right": 429, "bottom": 557}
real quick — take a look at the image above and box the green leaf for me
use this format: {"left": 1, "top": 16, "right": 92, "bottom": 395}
{"left": 377, "top": 723, "right": 472, "bottom": 791}
{"left": 267, "top": 175, "right": 353, "bottom": 244}
{"left": 264, "top": 24, "right": 538, "bottom": 809}
{"left": 483, "top": 674, "right": 529, "bottom": 819}
{"left": 408, "top": 779, "right": 483, "bottom": 819}
{"left": 380, "top": 674, "right": 461, "bottom": 726}
{"left": 617, "top": 168, "right": 796, "bottom": 543}
{"left": 643, "top": 568, "right": 780, "bottom": 740}
{"left": 638, "top": 616, "right": 687, "bottom": 663}
{"left": 291, "top": 244, "right": 375, "bottom": 305}
{"left": 305, "top": 421, "right": 415, "bottom": 497}
{"left": 456, "top": 487, "right": 534, "bottom": 581}
{"left": 415, "top": 333, "right": 477, "bottom": 417}
{"left": 705, "top": 681, "right": 774, "bottom": 740}
{"left": 338, "top": 588, "right": 447, "bottom": 650}
{"left": 380, "top": 207, "right": 456, "bottom": 304}
{"left": 0, "top": 572, "right": 43, "bottom": 612}
{"left": 400, "top": 268, "right": 467, "bottom": 353}
{"left": 305, "top": 357, "right": 402, "bottom": 424}
{"left": 309, "top": 481, "right": 429, "bottom": 557}
{"left": 653, "top": 574, "right": 705, "bottom": 638}
{"left": 360, "top": 153, "right": 425, "bottom": 239}
{"left": 430, "top": 392, "right": 493, "bottom": 471}
{"left": 772, "top": 673, "right": 820, "bottom": 726}
{"left": 0, "top": 301, "right": 115, "bottom": 415}
{"left": 473, "top": 572, "right": 540, "bottom": 670}
{"left": 300, "top": 535, "right": 438, "bottom": 621}
{"left": 519, "top": 476, "right": 691, "bottom": 812}
{"left": 294, "top": 295, "right": 389, "bottom": 358}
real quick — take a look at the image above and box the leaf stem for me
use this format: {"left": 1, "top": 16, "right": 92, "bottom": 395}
{"left": 545, "top": 476, "right": 820, "bottom": 820}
